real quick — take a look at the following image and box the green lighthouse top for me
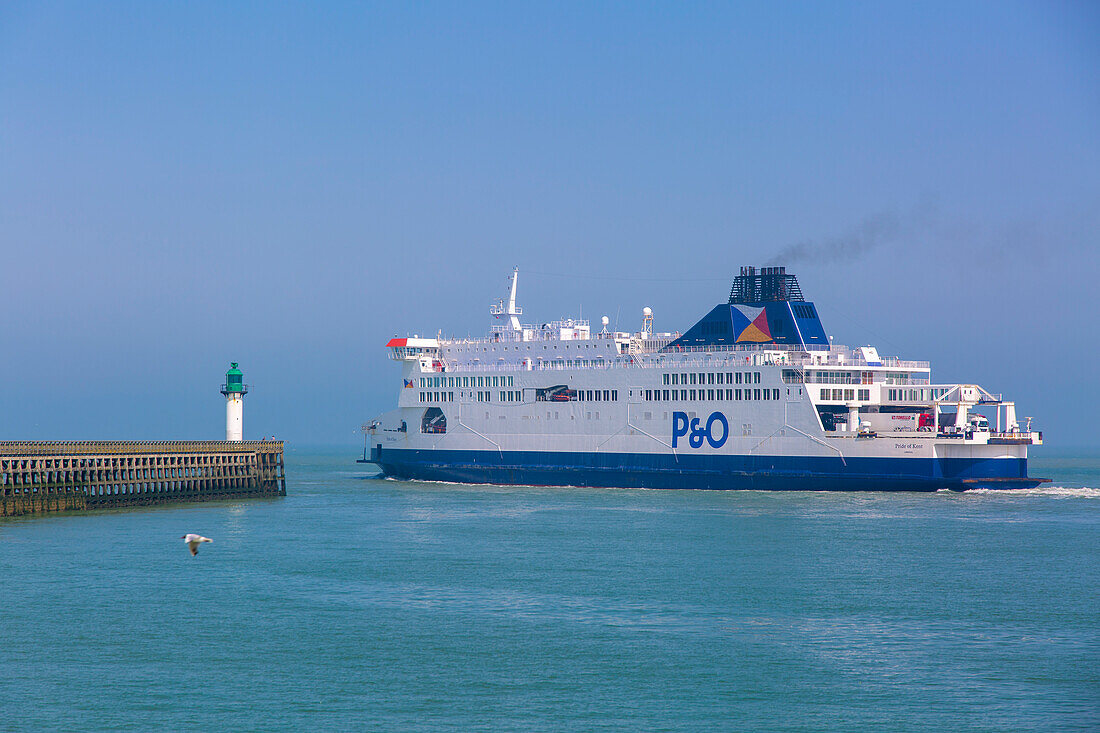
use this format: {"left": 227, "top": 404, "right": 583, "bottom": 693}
{"left": 222, "top": 362, "right": 248, "bottom": 395}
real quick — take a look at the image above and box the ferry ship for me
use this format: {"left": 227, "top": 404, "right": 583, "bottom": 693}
{"left": 364, "top": 267, "right": 1045, "bottom": 491}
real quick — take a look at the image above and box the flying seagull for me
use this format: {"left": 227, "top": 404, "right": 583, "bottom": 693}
{"left": 181, "top": 534, "right": 213, "bottom": 556}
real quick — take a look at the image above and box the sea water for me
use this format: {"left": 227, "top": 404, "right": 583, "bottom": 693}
{"left": 1, "top": 449, "right": 1097, "bottom": 731}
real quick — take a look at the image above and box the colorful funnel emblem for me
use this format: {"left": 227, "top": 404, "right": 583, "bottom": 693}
{"left": 731, "top": 305, "right": 773, "bottom": 343}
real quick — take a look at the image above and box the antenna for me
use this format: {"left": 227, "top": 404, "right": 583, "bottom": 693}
{"left": 488, "top": 267, "right": 523, "bottom": 333}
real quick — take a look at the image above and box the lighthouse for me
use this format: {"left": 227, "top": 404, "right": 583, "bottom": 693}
{"left": 221, "top": 362, "right": 248, "bottom": 442}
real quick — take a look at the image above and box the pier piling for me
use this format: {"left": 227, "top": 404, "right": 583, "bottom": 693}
{"left": 0, "top": 441, "right": 286, "bottom": 517}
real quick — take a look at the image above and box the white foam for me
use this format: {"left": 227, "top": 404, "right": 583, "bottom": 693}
{"left": 965, "top": 486, "right": 1100, "bottom": 498}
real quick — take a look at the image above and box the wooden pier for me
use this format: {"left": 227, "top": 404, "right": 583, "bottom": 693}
{"left": 0, "top": 441, "right": 285, "bottom": 517}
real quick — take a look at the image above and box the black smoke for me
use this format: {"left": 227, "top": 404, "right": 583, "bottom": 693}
{"left": 766, "top": 212, "right": 903, "bottom": 266}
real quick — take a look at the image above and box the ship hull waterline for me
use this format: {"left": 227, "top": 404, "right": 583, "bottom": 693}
{"left": 370, "top": 448, "right": 1047, "bottom": 492}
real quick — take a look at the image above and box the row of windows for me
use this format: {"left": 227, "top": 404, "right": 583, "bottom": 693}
{"left": 421, "top": 375, "right": 515, "bottom": 388}
{"left": 663, "top": 371, "right": 762, "bottom": 386}
{"left": 646, "top": 388, "right": 782, "bottom": 402}
{"left": 887, "top": 388, "right": 948, "bottom": 401}
{"left": 455, "top": 343, "right": 611, "bottom": 352}
{"left": 576, "top": 390, "right": 617, "bottom": 402}
{"left": 819, "top": 388, "right": 871, "bottom": 401}
{"left": 421, "top": 389, "right": 618, "bottom": 403}
{"left": 808, "top": 371, "right": 874, "bottom": 385}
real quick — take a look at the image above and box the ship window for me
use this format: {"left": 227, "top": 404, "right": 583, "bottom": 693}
{"left": 681, "top": 373, "right": 687, "bottom": 384}
{"left": 611, "top": 390, "right": 617, "bottom": 401}
{"left": 717, "top": 373, "right": 724, "bottom": 385}
{"left": 698, "top": 373, "right": 705, "bottom": 385}
{"left": 689, "top": 373, "right": 696, "bottom": 385}
{"left": 671, "top": 374, "right": 679, "bottom": 385}
{"left": 821, "top": 389, "right": 829, "bottom": 400}
{"left": 663, "top": 374, "right": 670, "bottom": 385}
{"left": 774, "top": 389, "right": 780, "bottom": 400}
{"left": 844, "top": 389, "right": 854, "bottom": 400}
{"left": 663, "top": 389, "right": 670, "bottom": 400}
{"left": 735, "top": 373, "right": 742, "bottom": 385}
{"left": 708, "top": 373, "right": 715, "bottom": 385}
{"left": 755, "top": 389, "right": 762, "bottom": 400}
{"left": 755, "top": 372, "right": 761, "bottom": 384}
{"left": 646, "top": 390, "right": 652, "bottom": 400}
{"left": 763, "top": 389, "right": 770, "bottom": 400}
{"left": 690, "top": 389, "right": 696, "bottom": 400}
{"left": 671, "top": 390, "right": 678, "bottom": 401}
{"left": 708, "top": 389, "right": 714, "bottom": 400}
{"left": 858, "top": 389, "right": 869, "bottom": 401}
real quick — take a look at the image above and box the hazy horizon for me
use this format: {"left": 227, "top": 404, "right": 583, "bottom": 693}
{"left": 2, "top": 2, "right": 1098, "bottom": 448}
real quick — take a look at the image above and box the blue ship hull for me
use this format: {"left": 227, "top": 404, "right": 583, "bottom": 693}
{"left": 373, "top": 447, "right": 1044, "bottom": 492}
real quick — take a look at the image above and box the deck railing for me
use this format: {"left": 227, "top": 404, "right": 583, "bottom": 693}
{"left": 428, "top": 350, "right": 929, "bottom": 374}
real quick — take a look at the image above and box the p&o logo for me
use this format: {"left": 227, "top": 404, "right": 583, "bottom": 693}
{"left": 672, "top": 411, "right": 729, "bottom": 449}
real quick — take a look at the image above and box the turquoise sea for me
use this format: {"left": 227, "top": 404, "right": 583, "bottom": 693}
{"left": 1, "top": 449, "right": 1097, "bottom": 731}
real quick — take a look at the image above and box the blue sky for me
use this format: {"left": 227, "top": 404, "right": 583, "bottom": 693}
{"left": 1, "top": 1, "right": 1097, "bottom": 447}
